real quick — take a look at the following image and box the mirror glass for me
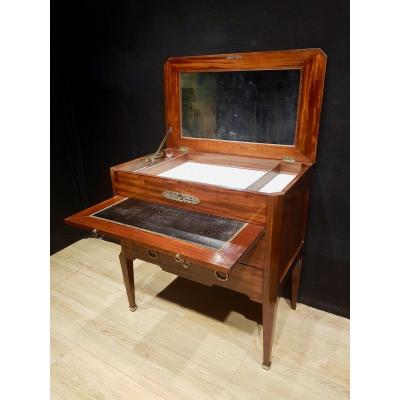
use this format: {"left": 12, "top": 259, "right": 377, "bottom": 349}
{"left": 180, "top": 70, "right": 300, "bottom": 145}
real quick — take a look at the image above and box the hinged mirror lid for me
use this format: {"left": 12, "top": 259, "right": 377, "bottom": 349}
{"left": 164, "top": 49, "right": 326, "bottom": 164}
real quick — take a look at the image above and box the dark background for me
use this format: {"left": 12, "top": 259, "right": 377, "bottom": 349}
{"left": 51, "top": 0, "right": 349, "bottom": 317}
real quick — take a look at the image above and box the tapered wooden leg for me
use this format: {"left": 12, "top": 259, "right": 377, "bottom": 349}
{"left": 261, "top": 197, "right": 284, "bottom": 370}
{"left": 291, "top": 258, "right": 303, "bottom": 310}
{"left": 262, "top": 294, "right": 278, "bottom": 369}
{"left": 119, "top": 253, "right": 137, "bottom": 312}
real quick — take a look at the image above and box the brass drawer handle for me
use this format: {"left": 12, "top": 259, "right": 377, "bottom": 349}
{"left": 175, "top": 253, "right": 190, "bottom": 269}
{"left": 162, "top": 191, "right": 200, "bottom": 205}
{"left": 146, "top": 248, "right": 159, "bottom": 259}
{"left": 215, "top": 271, "right": 229, "bottom": 281}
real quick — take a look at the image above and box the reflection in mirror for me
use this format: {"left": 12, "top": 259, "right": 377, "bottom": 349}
{"left": 181, "top": 70, "right": 300, "bottom": 145}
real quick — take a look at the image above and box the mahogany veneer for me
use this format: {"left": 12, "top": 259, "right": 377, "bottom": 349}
{"left": 65, "top": 48, "right": 326, "bottom": 369}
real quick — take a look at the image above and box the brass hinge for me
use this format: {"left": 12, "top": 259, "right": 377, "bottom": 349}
{"left": 225, "top": 55, "right": 242, "bottom": 60}
{"left": 147, "top": 127, "right": 173, "bottom": 162}
{"left": 282, "top": 156, "right": 296, "bottom": 163}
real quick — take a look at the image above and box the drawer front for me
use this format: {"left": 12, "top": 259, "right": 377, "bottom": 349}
{"left": 122, "top": 241, "right": 263, "bottom": 303}
{"left": 113, "top": 170, "right": 268, "bottom": 225}
{"left": 123, "top": 241, "right": 196, "bottom": 273}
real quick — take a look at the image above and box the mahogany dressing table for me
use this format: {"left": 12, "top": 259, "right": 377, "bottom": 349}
{"left": 65, "top": 49, "right": 327, "bottom": 369}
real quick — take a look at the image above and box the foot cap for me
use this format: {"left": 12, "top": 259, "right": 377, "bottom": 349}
{"left": 129, "top": 306, "right": 138, "bottom": 312}
{"left": 262, "top": 362, "right": 271, "bottom": 370}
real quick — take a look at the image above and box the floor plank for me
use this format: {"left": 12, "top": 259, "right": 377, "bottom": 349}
{"left": 51, "top": 347, "right": 165, "bottom": 400}
{"left": 51, "top": 238, "right": 349, "bottom": 400}
{"left": 133, "top": 345, "right": 233, "bottom": 400}
{"left": 51, "top": 330, "right": 76, "bottom": 365}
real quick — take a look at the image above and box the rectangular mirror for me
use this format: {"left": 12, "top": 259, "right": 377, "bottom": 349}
{"left": 180, "top": 69, "right": 301, "bottom": 145}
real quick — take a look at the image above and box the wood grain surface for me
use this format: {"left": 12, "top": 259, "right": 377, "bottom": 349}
{"left": 164, "top": 49, "right": 326, "bottom": 163}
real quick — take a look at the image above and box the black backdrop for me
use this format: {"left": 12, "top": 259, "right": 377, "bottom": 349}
{"left": 51, "top": 0, "right": 349, "bottom": 317}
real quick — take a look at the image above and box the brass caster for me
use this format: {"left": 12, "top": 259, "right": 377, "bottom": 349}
{"left": 262, "top": 362, "right": 271, "bottom": 370}
{"left": 129, "top": 306, "right": 138, "bottom": 312}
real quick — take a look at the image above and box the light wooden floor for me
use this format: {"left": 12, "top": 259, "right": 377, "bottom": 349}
{"left": 51, "top": 238, "right": 349, "bottom": 400}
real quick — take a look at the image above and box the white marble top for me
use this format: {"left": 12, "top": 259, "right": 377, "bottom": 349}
{"left": 158, "top": 161, "right": 265, "bottom": 190}
{"left": 158, "top": 161, "right": 296, "bottom": 193}
{"left": 259, "top": 173, "right": 296, "bottom": 193}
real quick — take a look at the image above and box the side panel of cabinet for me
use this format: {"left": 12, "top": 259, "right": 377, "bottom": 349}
{"left": 278, "top": 170, "right": 312, "bottom": 281}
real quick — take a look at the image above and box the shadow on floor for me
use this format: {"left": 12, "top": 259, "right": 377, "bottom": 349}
{"left": 155, "top": 276, "right": 263, "bottom": 325}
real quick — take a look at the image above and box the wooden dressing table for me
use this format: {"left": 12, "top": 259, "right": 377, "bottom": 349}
{"left": 66, "top": 48, "right": 326, "bottom": 369}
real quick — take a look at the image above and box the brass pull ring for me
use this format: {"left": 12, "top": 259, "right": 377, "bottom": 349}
{"left": 175, "top": 253, "right": 184, "bottom": 263}
{"left": 175, "top": 253, "right": 190, "bottom": 269}
{"left": 92, "top": 229, "right": 103, "bottom": 240}
{"left": 146, "top": 248, "right": 159, "bottom": 259}
{"left": 215, "top": 271, "right": 229, "bottom": 281}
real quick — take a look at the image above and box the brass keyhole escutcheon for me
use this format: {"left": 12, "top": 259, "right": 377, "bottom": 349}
{"left": 146, "top": 248, "right": 159, "bottom": 259}
{"left": 215, "top": 270, "right": 229, "bottom": 281}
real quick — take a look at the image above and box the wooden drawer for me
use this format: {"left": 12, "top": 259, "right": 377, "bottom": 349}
{"left": 239, "top": 233, "right": 266, "bottom": 269}
{"left": 65, "top": 196, "right": 264, "bottom": 274}
{"left": 113, "top": 170, "right": 268, "bottom": 225}
{"left": 122, "top": 240, "right": 263, "bottom": 303}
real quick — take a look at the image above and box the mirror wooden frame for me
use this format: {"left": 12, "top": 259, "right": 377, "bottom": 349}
{"left": 164, "top": 49, "right": 326, "bottom": 163}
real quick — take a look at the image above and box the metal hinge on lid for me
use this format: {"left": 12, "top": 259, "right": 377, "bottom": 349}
{"left": 282, "top": 156, "right": 296, "bottom": 163}
{"left": 225, "top": 55, "right": 242, "bottom": 60}
{"left": 147, "top": 127, "right": 173, "bottom": 162}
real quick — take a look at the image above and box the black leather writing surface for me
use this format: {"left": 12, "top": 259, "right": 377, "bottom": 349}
{"left": 92, "top": 198, "right": 245, "bottom": 249}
